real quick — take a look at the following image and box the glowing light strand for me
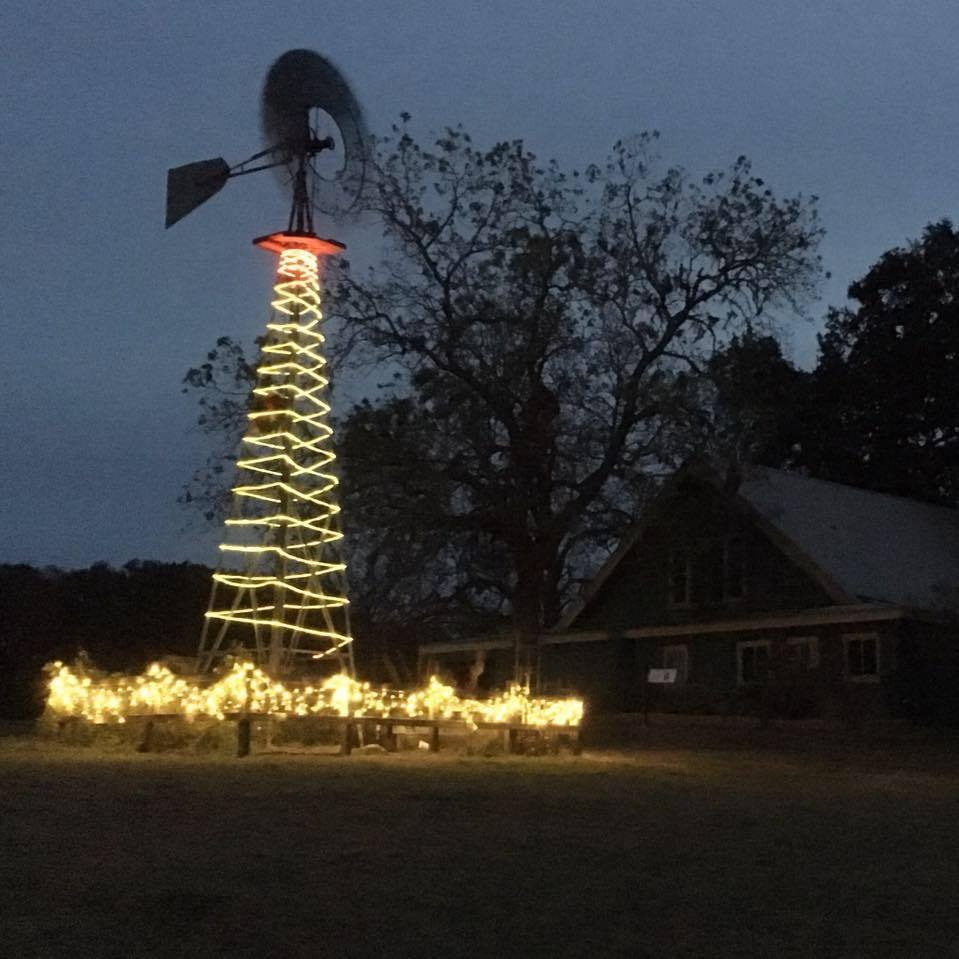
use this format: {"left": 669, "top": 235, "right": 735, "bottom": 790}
{"left": 44, "top": 662, "right": 585, "bottom": 729}
{"left": 199, "top": 247, "right": 353, "bottom": 672}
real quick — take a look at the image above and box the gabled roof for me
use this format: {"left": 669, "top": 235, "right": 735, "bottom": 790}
{"left": 560, "top": 465, "right": 959, "bottom": 630}
{"left": 738, "top": 467, "right": 959, "bottom": 610}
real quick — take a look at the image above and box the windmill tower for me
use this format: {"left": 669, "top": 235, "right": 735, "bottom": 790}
{"left": 165, "top": 50, "right": 368, "bottom": 676}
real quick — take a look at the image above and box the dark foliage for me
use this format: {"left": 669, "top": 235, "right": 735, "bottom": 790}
{"left": 798, "top": 220, "right": 959, "bottom": 505}
{"left": 691, "top": 221, "right": 959, "bottom": 513}
{"left": 674, "top": 330, "right": 813, "bottom": 474}
{"left": 179, "top": 336, "right": 257, "bottom": 522}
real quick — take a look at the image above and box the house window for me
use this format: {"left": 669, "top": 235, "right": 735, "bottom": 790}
{"left": 724, "top": 536, "right": 747, "bottom": 600}
{"left": 667, "top": 547, "right": 691, "bottom": 607}
{"left": 707, "top": 540, "right": 725, "bottom": 603}
{"left": 786, "top": 636, "right": 820, "bottom": 670}
{"left": 845, "top": 634, "right": 880, "bottom": 682}
{"left": 662, "top": 644, "right": 689, "bottom": 684}
{"left": 737, "top": 640, "right": 770, "bottom": 685}
{"left": 707, "top": 535, "right": 748, "bottom": 603}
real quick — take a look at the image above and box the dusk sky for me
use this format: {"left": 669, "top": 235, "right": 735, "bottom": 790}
{"left": 3, "top": 0, "right": 959, "bottom": 570}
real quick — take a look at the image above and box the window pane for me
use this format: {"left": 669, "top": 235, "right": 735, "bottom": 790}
{"left": 740, "top": 644, "right": 768, "bottom": 683}
{"left": 741, "top": 646, "right": 753, "bottom": 682}
{"left": 725, "top": 537, "right": 746, "bottom": 598}
{"left": 847, "top": 638, "right": 876, "bottom": 676}
{"left": 755, "top": 644, "right": 769, "bottom": 675}
{"left": 669, "top": 549, "right": 689, "bottom": 605}
{"left": 708, "top": 541, "right": 724, "bottom": 602}
{"left": 861, "top": 638, "right": 878, "bottom": 676}
{"left": 663, "top": 646, "right": 688, "bottom": 682}
{"left": 787, "top": 638, "right": 818, "bottom": 669}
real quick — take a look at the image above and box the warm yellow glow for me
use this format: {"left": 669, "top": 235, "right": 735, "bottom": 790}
{"left": 44, "top": 661, "right": 584, "bottom": 729}
{"left": 201, "top": 246, "right": 353, "bottom": 668}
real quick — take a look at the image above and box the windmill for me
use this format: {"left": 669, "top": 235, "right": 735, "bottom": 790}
{"left": 166, "top": 50, "right": 369, "bottom": 677}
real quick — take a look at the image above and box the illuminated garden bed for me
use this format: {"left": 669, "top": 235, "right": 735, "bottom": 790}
{"left": 44, "top": 661, "right": 584, "bottom": 731}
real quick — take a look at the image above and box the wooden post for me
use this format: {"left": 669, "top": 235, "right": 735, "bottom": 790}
{"left": 759, "top": 666, "right": 772, "bottom": 729}
{"left": 429, "top": 724, "right": 440, "bottom": 753}
{"left": 643, "top": 666, "right": 651, "bottom": 727}
{"left": 58, "top": 716, "right": 87, "bottom": 743}
{"left": 340, "top": 719, "right": 354, "bottom": 756}
{"left": 264, "top": 715, "right": 274, "bottom": 751}
{"left": 236, "top": 717, "right": 251, "bottom": 758}
{"left": 507, "top": 727, "right": 519, "bottom": 755}
{"left": 137, "top": 718, "right": 155, "bottom": 753}
{"left": 380, "top": 723, "right": 397, "bottom": 752}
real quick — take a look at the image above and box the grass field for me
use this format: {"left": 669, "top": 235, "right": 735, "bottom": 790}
{"left": 2, "top": 729, "right": 959, "bottom": 958}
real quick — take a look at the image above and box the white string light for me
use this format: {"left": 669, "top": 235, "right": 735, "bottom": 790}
{"left": 45, "top": 661, "right": 585, "bottom": 729}
{"left": 200, "top": 246, "right": 352, "bottom": 668}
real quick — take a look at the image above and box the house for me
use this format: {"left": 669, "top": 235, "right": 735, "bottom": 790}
{"left": 419, "top": 464, "right": 959, "bottom": 721}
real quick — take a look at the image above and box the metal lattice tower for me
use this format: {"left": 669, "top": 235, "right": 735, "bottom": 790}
{"left": 197, "top": 232, "right": 354, "bottom": 677}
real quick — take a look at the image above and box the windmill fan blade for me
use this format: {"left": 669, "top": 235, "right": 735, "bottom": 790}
{"left": 261, "top": 49, "right": 369, "bottom": 216}
{"left": 165, "top": 158, "right": 231, "bottom": 228}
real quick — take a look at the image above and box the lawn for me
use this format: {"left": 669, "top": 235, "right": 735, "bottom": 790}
{"left": 1, "top": 731, "right": 958, "bottom": 958}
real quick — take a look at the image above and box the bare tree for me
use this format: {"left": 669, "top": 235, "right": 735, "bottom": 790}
{"left": 184, "top": 122, "right": 823, "bottom": 663}
{"left": 327, "top": 123, "right": 822, "bottom": 646}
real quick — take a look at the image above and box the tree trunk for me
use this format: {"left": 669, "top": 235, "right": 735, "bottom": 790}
{"left": 511, "top": 543, "right": 552, "bottom": 689}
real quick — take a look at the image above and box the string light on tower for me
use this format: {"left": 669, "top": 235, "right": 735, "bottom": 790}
{"left": 198, "top": 234, "right": 354, "bottom": 675}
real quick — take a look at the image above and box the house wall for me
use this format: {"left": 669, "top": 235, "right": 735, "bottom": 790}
{"left": 540, "top": 619, "right": 904, "bottom": 719}
{"left": 420, "top": 617, "right": 954, "bottom": 721}
{"left": 419, "top": 471, "right": 959, "bottom": 724}
{"left": 538, "top": 636, "right": 637, "bottom": 712}
{"left": 572, "top": 480, "right": 836, "bottom": 633}
{"left": 888, "top": 619, "right": 959, "bottom": 723}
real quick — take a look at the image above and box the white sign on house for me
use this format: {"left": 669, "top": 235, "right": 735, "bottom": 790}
{"left": 647, "top": 668, "right": 678, "bottom": 684}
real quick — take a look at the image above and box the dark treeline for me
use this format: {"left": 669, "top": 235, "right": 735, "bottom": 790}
{"left": 711, "top": 220, "right": 959, "bottom": 508}
{"left": 0, "top": 561, "right": 424, "bottom": 719}
{"left": 0, "top": 561, "right": 210, "bottom": 718}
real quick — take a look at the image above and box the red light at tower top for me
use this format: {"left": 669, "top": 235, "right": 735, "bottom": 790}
{"left": 253, "top": 230, "right": 346, "bottom": 257}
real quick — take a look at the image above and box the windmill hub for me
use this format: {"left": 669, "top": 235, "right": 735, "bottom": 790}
{"left": 308, "top": 135, "right": 336, "bottom": 155}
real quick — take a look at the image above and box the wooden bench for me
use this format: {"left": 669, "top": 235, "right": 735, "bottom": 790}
{"left": 333, "top": 715, "right": 582, "bottom": 757}
{"left": 225, "top": 713, "right": 582, "bottom": 757}
{"left": 75, "top": 712, "right": 581, "bottom": 758}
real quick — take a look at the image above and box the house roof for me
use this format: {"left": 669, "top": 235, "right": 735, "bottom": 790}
{"left": 560, "top": 465, "right": 959, "bottom": 630}
{"left": 738, "top": 467, "right": 959, "bottom": 610}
